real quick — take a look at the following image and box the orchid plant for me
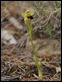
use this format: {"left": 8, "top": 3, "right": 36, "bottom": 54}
{"left": 21, "top": 10, "right": 43, "bottom": 77}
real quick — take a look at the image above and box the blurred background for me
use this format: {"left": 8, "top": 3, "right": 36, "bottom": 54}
{"left": 1, "top": 1, "right": 61, "bottom": 39}
{"left": 1, "top": 1, "right": 61, "bottom": 81}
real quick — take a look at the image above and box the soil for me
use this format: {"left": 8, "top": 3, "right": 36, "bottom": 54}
{"left": 1, "top": 37, "right": 61, "bottom": 81}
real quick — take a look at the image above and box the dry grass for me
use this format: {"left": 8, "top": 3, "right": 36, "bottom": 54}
{"left": 1, "top": 1, "right": 61, "bottom": 81}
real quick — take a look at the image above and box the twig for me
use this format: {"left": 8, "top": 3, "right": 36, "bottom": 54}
{"left": 9, "top": 33, "right": 27, "bottom": 54}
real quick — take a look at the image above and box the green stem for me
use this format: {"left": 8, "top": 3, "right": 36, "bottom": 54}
{"left": 30, "top": 37, "right": 43, "bottom": 77}
{"left": 26, "top": 20, "right": 43, "bottom": 77}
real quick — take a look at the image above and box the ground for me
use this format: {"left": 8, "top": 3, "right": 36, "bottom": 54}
{"left": 1, "top": 1, "right": 61, "bottom": 81}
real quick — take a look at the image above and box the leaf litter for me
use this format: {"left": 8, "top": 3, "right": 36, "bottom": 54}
{"left": 1, "top": 1, "right": 61, "bottom": 81}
